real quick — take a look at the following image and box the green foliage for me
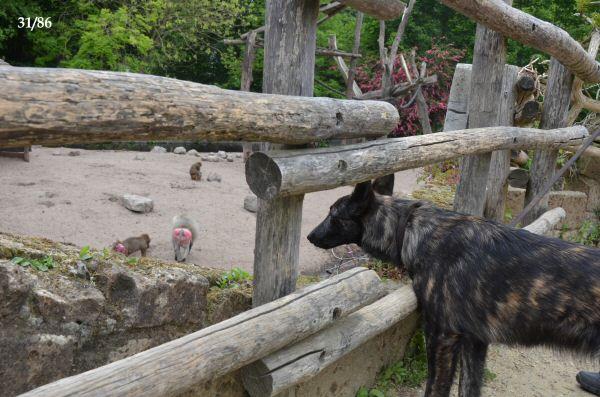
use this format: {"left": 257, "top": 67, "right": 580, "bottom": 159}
{"left": 216, "top": 267, "right": 251, "bottom": 289}
{"left": 79, "top": 245, "right": 93, "bottom": 261}
{"left": 484, "top": 368, "right": 497, "bottom": 383}
{"left": 572, "top": 220, "right": 600, "bottom": 247}
{"left": 11, "top": 255, "right": 55, "bottom": 272}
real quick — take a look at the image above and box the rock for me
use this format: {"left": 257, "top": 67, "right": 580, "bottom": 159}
{"left": 201, "top": 155, "right": 220, "bottom": 162}
{"left": 235, "top": 153, "right": 243, "bottom": 159}
{"left": 68, "top": 261, "right": 90, "bottom": 279}
{"left": 121, "top": 194, "right": 154, "bottom": 213}
{"left": 173, "top": 146, "right": 187, "bottom": 154}
{"left": 52, "top": 150, "right": 62, "bottom": 156}
{"left": 244, "top": 195, "right": 258, "bottom": 213}
{"left": 150, "top": 146, "right": 167, "bottom": 153}
{"left": 134, "top": 154, "right": 145, "bottom": 161}
{"left": 227, "top": 156, "right": 234, "bottom": 162}
{"left": 38, "top": 200, "right": 55, "bottom": 208}
{"left": 207, "top": 173, "right": 222, "bottom": 183}
{"left": 0, "top": 262, "right": 35, "bottom": 320}
{"left": 186, "top": 149, "right": 200, "bottom": 156}
{"left": 217, "top": 150, "right": 227, "bottom": 159}
{"left": 68, "top": 150, "right": 81, "bottom": 157}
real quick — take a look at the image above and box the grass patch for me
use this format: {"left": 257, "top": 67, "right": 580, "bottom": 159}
{"left": 216, "top": 267, "right": 252, "bottom": 289}
{"left": 367, "top": 259, "right": 405, "bottom": 281}
{"left": 484, "top": 368, "right": 497, "bottom": 383}
{"left": 571, "top": 220, "right": 600, "bottom": 247}
{"left": 357, "top": 329, "right": 428, "bottom": 396}
{"left": 11, "top": 255, "right": 56, "bottom": 272}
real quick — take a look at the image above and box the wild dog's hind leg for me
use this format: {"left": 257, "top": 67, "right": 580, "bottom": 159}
{"left": 458, "top": 336, "right": 488, "bottom": 397}
{"left": 424, "top": 327, "right": 461, "bottom": 397}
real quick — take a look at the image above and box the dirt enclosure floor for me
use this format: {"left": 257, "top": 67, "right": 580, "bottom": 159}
{"left": 0, "top": 146, "right": 420, "bottom": 274}
{"left": 1, "top": 147, "right": 596, "bottom": 397}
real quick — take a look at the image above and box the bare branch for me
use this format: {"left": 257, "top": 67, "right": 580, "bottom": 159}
{"left": 346, "top": 12, "right": 364, "bottom": 98}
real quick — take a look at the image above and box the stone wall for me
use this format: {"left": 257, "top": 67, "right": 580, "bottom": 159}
{"left": 0, "top": 233, "right": 419, "bottom": 396}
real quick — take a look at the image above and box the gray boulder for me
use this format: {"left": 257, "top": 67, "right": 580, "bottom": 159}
{"left": 121, "top": 194, "right": 154, "bottom": 213}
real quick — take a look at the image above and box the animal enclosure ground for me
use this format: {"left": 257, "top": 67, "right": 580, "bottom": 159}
{"left": 0, "top": 146, "right": 421, "bottom": 274}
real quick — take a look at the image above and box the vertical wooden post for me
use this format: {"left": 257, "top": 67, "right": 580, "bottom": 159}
{"left": 453, "top": 1, "right": 511, "bottom": 216}
{"left": 253, "top": 0, "right": 319, "bottom": 307}
{"left": 523, "top": 58, "right": 573, "bottom": 225}
{"left": 241, "top": 30, "right": 260, "bottom": 162}
{"left": 484, "top": 65, "right": 519, "bottom": 221}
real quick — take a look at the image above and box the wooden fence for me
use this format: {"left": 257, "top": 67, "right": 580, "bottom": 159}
{"left": 1, "top": 0, "right": 597, "bottom": 395}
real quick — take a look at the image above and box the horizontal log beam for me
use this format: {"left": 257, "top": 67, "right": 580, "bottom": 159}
{"left": 241, "top": 285, "right": 418, "bottom": 397}
{"left": 0, "top": 66, "right": 398, "bottom": 148}
{"left": 523, "top": 207, "right": 566, "bottom": 235}
{"left": 20, "top": 268, "right": 386, "bottom": 397}
{"left": 246, "top": 126, "right": 588, "bottom": 200}
{"left": 356, "top": 74, "right": 438, "bottom": 100}
{"left": 339, "top": 0, "right": 405, "bottom": 20}
{"left": 440, "top": 0, "right": 600, "bottom": 83}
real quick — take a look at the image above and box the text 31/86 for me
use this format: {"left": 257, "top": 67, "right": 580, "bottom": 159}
{"left": 17, "top": 17, "right": 52, "bottom": 31}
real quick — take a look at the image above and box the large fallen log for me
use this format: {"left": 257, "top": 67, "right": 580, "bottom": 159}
{"left": 241, "top": 286, "right": 418, "bottom": 397}
{"left": 20, "top": 268, "right": 386, "bottom": 397}
{"left": 246, "top": 126, "right": 588, "bottom": 200}
{"left": 0, "top": 66, "right": 398, "bottom": 148}
{"left": 239, "top": 206, "right": 565, "bottom": 396}
{"left": 440, "top": 0, "right": 600, "bottom": 83}
{"left": 339, "top": 0, "right": 406, "bottom": 20}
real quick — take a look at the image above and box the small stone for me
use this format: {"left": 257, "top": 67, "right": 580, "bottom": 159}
{"left": 68, "top": 150, "right": 81, "bottom": 157}
{"left": 38, "top": 201, "right": 55, "bottom": 208}
{"left": 206, "top": 173, "right": 222, "bottom": 183}
{"left": 217, "top": 150, "right": 227, "bottom": 159}
{"left": 134, "top": 154, "right": 145, "bottom": 160}
{"left": 173, "top": 146, "right": 187, "bottom": 154}
{"left": 244, "top": 195, "right": 258, "bottom": 213}
{"left": 52, "top": 151, "right": 62, "bottom": 156}
{"left": 235, "top": 153, "right": 242, "bottom": 159}
{"left": 150, "top": 146, "right": 167, "bottom": 153}
{"left": 121, "top": 194, "right": 154, "bottom": 213}
{"left": 186, "top": 149, "right": 200, "bottom": 156}
{"left": 202, "top": 156, "right": 220, "bottom": 162}
{"left": 227, "top": 157, "right": 234, "bottom": 162}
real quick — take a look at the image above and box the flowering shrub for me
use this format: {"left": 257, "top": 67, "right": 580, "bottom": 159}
{"left": 355, "top": 39, "right": 465, "bottom": 136}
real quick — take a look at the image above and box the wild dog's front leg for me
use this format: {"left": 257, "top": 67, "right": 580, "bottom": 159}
{"left": 424, "top": 327, "right": 461, "bottom": 397}
{"left": 458, "top": 336, "right": 488, "bottom": 397}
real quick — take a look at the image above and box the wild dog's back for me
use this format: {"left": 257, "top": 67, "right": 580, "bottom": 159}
{"left": 402, "top": 203, "right": 600, "bottom": 356}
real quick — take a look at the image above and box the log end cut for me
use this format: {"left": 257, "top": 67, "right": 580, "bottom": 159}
{"left": 246, "top": 152, "right": 283, "bottom": 200}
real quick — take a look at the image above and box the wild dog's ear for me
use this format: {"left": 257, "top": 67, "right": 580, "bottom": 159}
{"left": 372, "top": 174, "right": 395, "bottom": 196}
{"left": 349, "top": 181, "right": 374, "bottom": 214}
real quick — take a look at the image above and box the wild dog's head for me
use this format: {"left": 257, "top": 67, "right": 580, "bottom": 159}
{"left": 307, "top": 180, "right": 376, "bottom": 249}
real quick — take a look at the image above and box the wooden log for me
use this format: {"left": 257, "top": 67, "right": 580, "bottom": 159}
{"left": 240, "top": 285, "right": 418, "bottom": 397}
{"left": 440, "top": 0, "right": 600, "bottom": 83}
{"left": 511, "top": 149, "right": 529, "bottom": 167}
{"left": 523, "top": 58, "right": 573, "bottom": 225}
{"left": 523, "top": 207, "right": 566, "bottom": 235}
{"left": 516, "top": 73, "right": 536, "bottom": 93}
{"left": 484, "top": 64, "right": 519, "bottom": 221}
{"left": 252, "top": 0, "right": 317, "bottom": 308}
{"left": 0, "top": 66, "right": 398, "bottom": 148}
{"left": 454, "top": 4, "right": 510, "bottom": 217}
{"left": 514, "top": 100, "right": 541, "bottom": 126}
{"left": 316, "top": 48, "right": 362, "bottom": 58}
{"left": 338, "top": 0, "right": 405, "bottom": 20}
{"left": 345, "top": 12, "right": 364, "bottom": 99}
{"left": 241, "top": 30, "right": 259, "bottom": 162}
{"left": 245, "top": 126, "right": 588, "bottom": 200}
{"left": 20, "top": 268, "right": 385, "bottom": 397}
{"left": 443, "top": 63, "right": 472, "bottom": 132}
{"left": 507, "top": 167, "right": 530, "bottom": 188}
{"left": 356, "top": 74, "right": 437, "bottom": 100}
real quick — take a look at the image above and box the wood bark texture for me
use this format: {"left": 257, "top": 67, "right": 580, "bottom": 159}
{"left": 253, "top": 0, "right": 317, "bottom": 308}
{"left": 523, "top": 58, "right": 573, "bottom": 225}
{"left": 241, "top": 286, "right": 418, "bottom": 397}
{"left": 20, "top": 268, "right": 385, "bottom": 397}
{"left": 328, "top": 35, "right": 363, "bottom": 98}
{"left": 507, "top": 167, "right": 530, "bottom": 188}
{"left": 484, "top": 65, "right": 519, "bottom": 221}
{"left": 454, "top": 9, "right": 510, "bottom": 217}
{"left": 245, "top": 126, "right": 588, "bottom": 200}
{"left": 0, "top": 66, "right": 398, "bottom": 148}
{"left": 443, "top": 63, "right": 472, "bottom": 132}
{"left": 440, "top": 0, "right": 600, "bottom": 82}
{"left": 338, "top": 0, "right": 405, "bottom": 20}
{"left": 523, "top": 207, "right": 566, "bottom": 235}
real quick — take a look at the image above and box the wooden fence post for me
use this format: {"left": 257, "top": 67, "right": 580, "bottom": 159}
{"left": 484, "top": 65, "right": 519, "bottom": 221}
{"left": 453, "top": 0, "right": 511, "bottom": 216}
{"left": 523, "top": 58, "right": 573, "bottom": 225}
{"left": 253, "top": 0, "right": 319, "bottom": 307}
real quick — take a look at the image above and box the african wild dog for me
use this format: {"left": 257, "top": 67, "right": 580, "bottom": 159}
{"left": 307, "top": 179, "right": 600, "bottom": 397}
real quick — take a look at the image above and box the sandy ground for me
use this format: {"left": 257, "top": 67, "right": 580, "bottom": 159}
{"left": 0, "top": 146, "right": 421, "bottom": 274}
